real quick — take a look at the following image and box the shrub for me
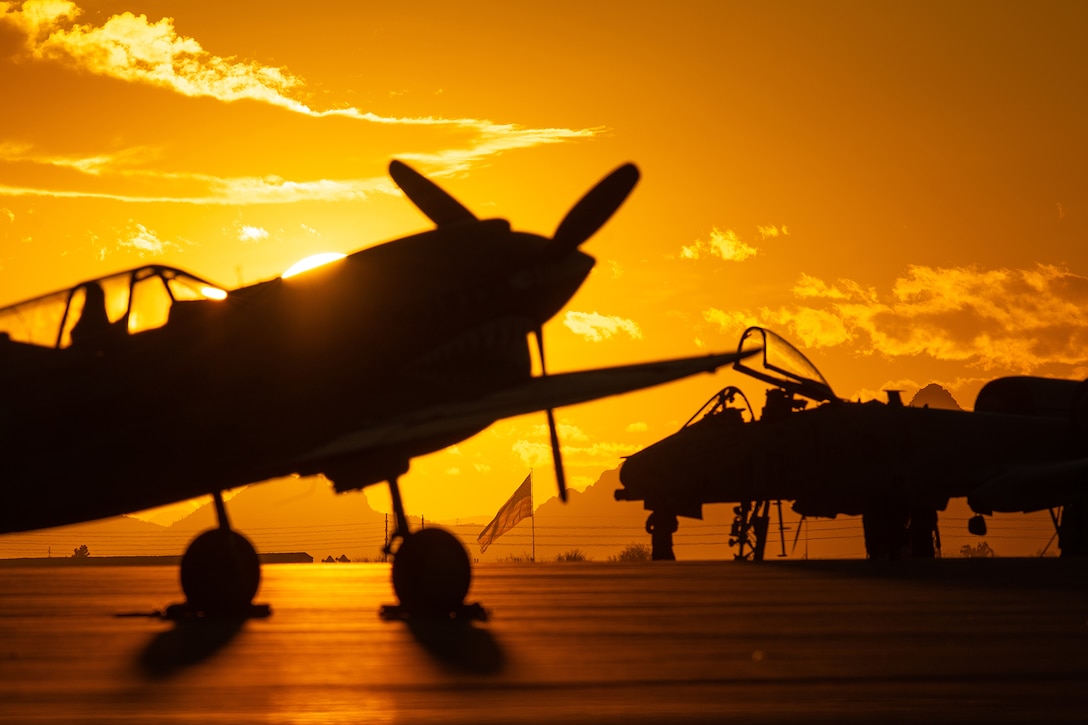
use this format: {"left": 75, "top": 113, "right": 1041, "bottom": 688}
{"left": 610, "top": 543, "right": 651, "bottom": 562}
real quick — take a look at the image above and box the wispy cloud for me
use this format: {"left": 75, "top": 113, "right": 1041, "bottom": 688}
{"left": 0, "top": 0, "right": 601, "bottom": 196}
{"left": 237, "top": 225, "right": 269, "bottom": 243}
{"left": 117, "top": 222, "right": 181, "bottom": 256}
{"left": 701, "top": 308, "right": 762, "bottom": 339}
{"left": 680, "top": 227, "right": 758, "bottom": 262}
{"left": 4, "top": 1, "right": 307, "bottom": 109}
{"left": 758, "top": 224, "right": 789, "bottom": 239}
{"left": 0, "top": 164, "right": 384, "bottom": 204}
{"left": 563, "top": 311, "right": 643, "bottom": 342}
{"left": 525, "top": 422, "right": 590, "bottom": 442}
{"left": 511, "top": 438, "right": 640, "bottom": 470}
{"left": 703, "top": 264, "right": 1088, "bottom": 373}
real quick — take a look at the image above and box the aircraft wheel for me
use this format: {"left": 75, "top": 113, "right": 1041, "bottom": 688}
{"left": 180, "top": 528, "right": 261, "bottom": 613}
{"left": 392, "top": 528, "right": 471, "bottom": 615}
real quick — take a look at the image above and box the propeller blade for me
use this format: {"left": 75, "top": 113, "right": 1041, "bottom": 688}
{"left": 546, "top": 407, "right": 568, "bottom": 503}
{"left": 389, "top": 160, "right": 477, "bottom": 227}
{"left": 534, "top": 327, "right": 568, "bottom": 502}
{"left": 551, "top": 163, "right": 639, "bottom": 256}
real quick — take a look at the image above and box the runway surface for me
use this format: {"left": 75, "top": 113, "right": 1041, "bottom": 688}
{"left": 0, "top": 558, "right": 1086, "bottom": 724}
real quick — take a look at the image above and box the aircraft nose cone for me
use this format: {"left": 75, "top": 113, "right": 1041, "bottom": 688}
{"left": 509, "top": 248, "right": 595, "bottom": 321}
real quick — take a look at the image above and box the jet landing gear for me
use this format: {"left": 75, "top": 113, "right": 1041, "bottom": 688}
{"left": 730, "top": 501, "right": 770, "bottom": 561}
{"left": 172, "top": 491, "right": 269, "bottom": 619}
{"left": 380, "top": 478, "right": 484, "bottom": 621}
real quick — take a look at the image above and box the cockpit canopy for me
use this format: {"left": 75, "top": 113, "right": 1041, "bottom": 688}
{"left": 0, "top": 265, "right": 227, "bottom": 349}
{"left": 733, "top": 326, "right": 837, "bottom": 403}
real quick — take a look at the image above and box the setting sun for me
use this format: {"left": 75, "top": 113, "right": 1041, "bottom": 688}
{"left": 281, "top": 252, "right": 348, "bottom": 279}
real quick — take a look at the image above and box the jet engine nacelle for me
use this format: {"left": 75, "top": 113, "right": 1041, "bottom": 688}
{"left": 973, "top": 376, "right": 1083, "bottom": 420}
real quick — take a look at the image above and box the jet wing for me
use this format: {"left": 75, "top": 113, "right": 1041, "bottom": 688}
{"left": 968, "top": 459, "right": 1088, "bottom": 514}
{"left": 301, "top": 351, "right": 755, "bottom": 460}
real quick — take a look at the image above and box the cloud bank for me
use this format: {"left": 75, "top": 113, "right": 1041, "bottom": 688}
{"left": 703, "top": 264, "right": 1088, "bottom": 373}
{"left": 0, "top": 1, "right": 601, "bottom": 201}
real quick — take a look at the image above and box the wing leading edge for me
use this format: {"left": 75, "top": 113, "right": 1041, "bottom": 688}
{"left": 300, "top": 350, "right": 757, "bottom": 461}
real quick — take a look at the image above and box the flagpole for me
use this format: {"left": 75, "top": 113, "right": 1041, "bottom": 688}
{"left": 530, "top": 469, "right": 536, "bottom": 563}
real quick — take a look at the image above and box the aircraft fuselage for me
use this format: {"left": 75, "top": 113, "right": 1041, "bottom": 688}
{"left": 0, "top": 222, "right": 594, "bottom": 532}
{"left": 617, "top": 399, "right": 1075, "bottom": 520}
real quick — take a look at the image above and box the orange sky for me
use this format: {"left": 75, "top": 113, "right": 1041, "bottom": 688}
{"left": 2, "top": 0, "right": 1087, "bottom": 523}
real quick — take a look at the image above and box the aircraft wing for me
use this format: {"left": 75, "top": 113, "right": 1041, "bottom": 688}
{"left": 968, "top": 459, "right": 1088, "bottom": 514}
{"left": 301, "top": 351, "right": 755, "bottom": 460}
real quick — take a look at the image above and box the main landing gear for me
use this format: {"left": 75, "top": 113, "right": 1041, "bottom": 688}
{"left": 172, "top": 480, "right": 482, "bottom": 620}
{"left": 174, "top": 490, "right": 269, "bottom": 619}
{"left": 380, "top": 477, "right": 483, "bottom": 621}
{"left": 729, "top": 500, "right": 771, "bottom": 561}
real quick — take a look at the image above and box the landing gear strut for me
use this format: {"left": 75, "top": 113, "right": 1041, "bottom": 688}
{"left": 729, "top": 500, "right": 770, "bottom": 561}
{"left": 177, "top": 490, "right": 267, "bottom": 617}
{"left": 382, "top": 477, "right": 479, "bottom": 619}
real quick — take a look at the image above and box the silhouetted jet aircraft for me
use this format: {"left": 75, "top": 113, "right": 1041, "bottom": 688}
{"left": 616, "top": 326, "right": 1087, "bottom": 561}
{"left": 0, "top": 161, "right": 754, "bottom": 616}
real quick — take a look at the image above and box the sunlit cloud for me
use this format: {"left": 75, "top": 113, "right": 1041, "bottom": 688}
{"left": 563, "top": 311, "right": 642, "bottom": 342}
{"left": 758, "top": 224, "right": 789, "bottom": 239}
{"left": 0, "top": 169, "right": 382, "bottom": 205}
{"left": 392, "top": 124, "right": 601, "bottom": 176}
{"left": 238, "top": 225, "right": 269, "bottom": 242}
{"left": 526, "top": 422, "right": 590, "bottom": 442}
{"left": 0, "top": 142, "right": 161, "bottom": 176}
{"left": 117, "top": 222, "right": 181, "bottom": 256}
{"left": 0, "top": 1, "right": 600, "bottom": 189}
{"left": 511, "top": 438, "right": 641, "bottom": 470}
{"left": 6, "top": 1, "right": 308, "bottom": 107}
{"left": 791, "top": 273, "right": 878, "bottom": 303}
{"left": 512, "top": 439, "right": 550, "bottom": 468}
{"left": 760, "top": 306, "right": 854, "bottom": 349}
{"left": 681, "top": 227, "right": 757, "bottom": 262}
{"left": 702, "top": 308, "right": 762, "bottom": 340}
{"left": 625, "top": 421, "right": 648, "bottom": 433}
{"left": 1, "top": 207, "right": 12, "bottom": 223}
{"left": 705, "top": 264, "right": 1088, "bottom": 373}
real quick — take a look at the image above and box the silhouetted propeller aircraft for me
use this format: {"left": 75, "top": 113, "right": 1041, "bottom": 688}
{"left": 0, "top": 161, "right": 755, "bottom": 617}
{"left": 616, "top": 326, "right": 1088, "bottom": 561}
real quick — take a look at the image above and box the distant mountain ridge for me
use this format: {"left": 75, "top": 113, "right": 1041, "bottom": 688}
{"left": 0, "top": 476, "right": 389, "bottom": 561}
{"left": 909, "top": 383, "right": 963, "bottom": 410}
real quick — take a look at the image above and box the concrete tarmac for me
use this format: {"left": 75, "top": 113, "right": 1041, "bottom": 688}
{"left": 0, "top": 558, "right": 1085, "bottom": 724}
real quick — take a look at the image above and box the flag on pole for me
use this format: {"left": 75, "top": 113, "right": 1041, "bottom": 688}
{"left": 477, "top": 473, "right": 533, "bottom": 553}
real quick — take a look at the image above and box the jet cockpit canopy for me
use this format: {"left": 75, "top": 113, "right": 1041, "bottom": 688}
{"left": 733, "top": 326, "right": 837, "bottom": 404}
